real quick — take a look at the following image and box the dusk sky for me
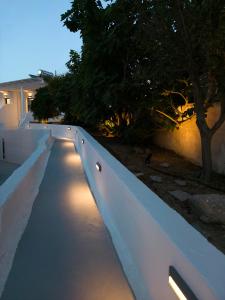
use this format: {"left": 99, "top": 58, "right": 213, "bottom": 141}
{"left": 0, "top": 0, "right": 82, "bottom": 82}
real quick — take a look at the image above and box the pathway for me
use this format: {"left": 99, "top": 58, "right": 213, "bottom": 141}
{"left": 1, "top": 140, "right": 134, "bottom": 300}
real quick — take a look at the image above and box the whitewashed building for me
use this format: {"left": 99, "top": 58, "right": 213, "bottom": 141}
{"left": 0, "top": 76, "right": 46, "bottom": 129}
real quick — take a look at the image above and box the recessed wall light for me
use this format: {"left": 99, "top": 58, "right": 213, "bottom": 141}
{"left": 169, "top": 267, "right": 198, "bottom": 300}
{"left": 82, "top": 139, "right": 84, "bottom": 144}
{"left": 67, "top": 127, "right": 71, "bottom": 131}
{"left": 96, "top": 162, "right": 102, "bottom": 172}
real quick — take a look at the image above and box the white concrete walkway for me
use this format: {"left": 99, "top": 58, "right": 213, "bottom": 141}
{"left": 1, "top": 140, "right": 134, "bottom": 300}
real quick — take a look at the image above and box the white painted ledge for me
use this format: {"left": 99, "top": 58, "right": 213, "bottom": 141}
{"left": 0, "top": 131, "right": 53, "bottom": 297}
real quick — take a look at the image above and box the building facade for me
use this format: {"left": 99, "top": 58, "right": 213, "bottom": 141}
{"left": 0, "top": 77, "right": 46, "bottom": 129}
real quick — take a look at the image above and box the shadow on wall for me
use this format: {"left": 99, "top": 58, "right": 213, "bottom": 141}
{"left": 154, "top": 104, "right": 225, "bottom": 175}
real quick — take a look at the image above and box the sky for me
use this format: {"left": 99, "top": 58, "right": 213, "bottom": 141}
{"left": 0, "top": 0, "right": 82, "bottom": 82}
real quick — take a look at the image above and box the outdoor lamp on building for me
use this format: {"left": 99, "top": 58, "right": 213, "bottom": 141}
{"left": 4, "top": 93, "right": 11, "bottom": 105}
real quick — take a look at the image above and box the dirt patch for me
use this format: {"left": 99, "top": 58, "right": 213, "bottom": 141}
{"left": 94, "top": 135, "right": 225, "bottom": 255}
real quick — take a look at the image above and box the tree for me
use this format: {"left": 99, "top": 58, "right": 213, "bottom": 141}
{"left": 135, "top": 0, "right": 225, "bottom": 181}
{"left": 61, "top": 0, "right": 156, "bottom": 137}
{"left": 31, "top": 74, "right": 76, "bottom": 123}
{"left": 61, "top": 0, "right": 225, "bottom": 180}
{"left": 31, "top": 87, "right": 59, "bottom": 121}
{"left": 177, "top": 0, "right": 225, "bottom": 182}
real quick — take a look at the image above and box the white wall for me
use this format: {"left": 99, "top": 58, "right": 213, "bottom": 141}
{"left": 0, "top": 91, "right": 20, "bottom": 129}
{"left": 155, "top": 104, "right": 225, "bottom": 174}
{"left": 0, "top": 131, "right": 52, "bottom": 297}
{"left": 74, "top": 127, "right": 225, "bottom": 300}
{"left": 28, "top": 123, "right": 75, "bottom": 140}
{"left": 0, "top": 128, "right": 50, "bottom": 164}
{"left": 29, "top": 124, "right": 225, "bottom": 300}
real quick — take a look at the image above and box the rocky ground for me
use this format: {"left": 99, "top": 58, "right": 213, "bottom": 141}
{"left": 95, "top": 136, "right": 225, "bottom": 255}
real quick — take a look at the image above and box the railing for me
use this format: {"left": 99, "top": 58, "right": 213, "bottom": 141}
{"left": 28, "top": 123, "right": 225, "bottom": 300}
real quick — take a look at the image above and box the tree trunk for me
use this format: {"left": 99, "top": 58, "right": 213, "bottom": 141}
{"left": 199, "top": 130, "right": 213, "bottom": 182}
{"left": 191, "top": 77, "right": 214, "bottom": 183}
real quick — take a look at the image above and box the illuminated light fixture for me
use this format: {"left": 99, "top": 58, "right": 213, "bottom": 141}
{"left": 169, "top": 267, "right": 198, "bottom": 300}
{"left": 96, "top": 162, "right": 102, "bottom": 172}
{"left": 67, "top": 127, "right": 71, "bottom": 131}
{"left": 5, "top": 98, "right": 11, "bottom": 104}
{"left": 28, "top": 92, "right": 33, "bottom": 97}
{"left": 3, "top": 93, "right": 11, "bottom": 104}
{"left": 81, "top": 139, "right": 84, "bottom": 144}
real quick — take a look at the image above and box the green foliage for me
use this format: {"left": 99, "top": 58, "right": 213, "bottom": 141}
{"left": 60, "top": 0, "right": 159, "bottom": 135}
{"left": 31, "top": 87, "right": 59, "bottom": 121}
{"left": 33, "top": 0, "right": 225, "bottom": 179}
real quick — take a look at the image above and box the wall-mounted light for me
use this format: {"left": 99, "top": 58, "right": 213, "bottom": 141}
{"left": 5, "top": 98, "right": 11, "bottom": 104}
{"left": 3, "top": 93, "right": 11, "bottom": 104}
{"left": 67, "top": 127, "right": 71, "bottom": 131}
{"left": 169, "top": 267, "right": 198, "bottom": 300}
{"left": 96, "top": 162, "right": 102, "bottom": 172}
{"left": 82, "top": 139, "right": 84, "bottom": 144}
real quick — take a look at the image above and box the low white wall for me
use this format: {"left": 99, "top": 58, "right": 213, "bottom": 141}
{"left": 27, "top": 124, "right": 225, "bottom": 300}
{"left": 74, "top": 127, "right": 225, "bottom": 300}
{"left": 0, "top": 128, "right": 50, "bottom": 164}
{"left": 28, "top": 123, "right": 75, "bottom": 140}
{"left": 0, "top": 131, "right": 52, "bottom": 297}
{"left": 155, "top": 104, "right": 225, "bottom": 174}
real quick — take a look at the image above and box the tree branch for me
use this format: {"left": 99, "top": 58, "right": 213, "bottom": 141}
{"left": 155, "top": 109, "right": 179, "bottom": 125}
{"left": 211, "top": 111, "right": 225, "bottom": 134}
